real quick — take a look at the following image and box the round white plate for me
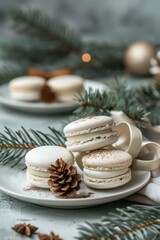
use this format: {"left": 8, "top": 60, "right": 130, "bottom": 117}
{"left": 0, "top": 80, "right": 106, "bottom": 113}
{"left": 0, "top": 165, "right": 150, "bottom": 209}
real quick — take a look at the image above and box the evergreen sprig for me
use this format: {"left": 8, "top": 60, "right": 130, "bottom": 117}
{"left": 74, "top": 79, "right": 149, "bottom": 127}
{"left": 10, "top": 8, "right": 82, "bottom": 51}
{"left": 0, "top": 38, "right": 66, "bottom": 62}
{"left": 1, "top": 8, "right": 160, "bottom": 81}
{"left": 83, "top": 42, "right": 125, "bottom": 67}
{"left": 0, "top": 62, "right": 26, "bottom": 83}
{"left": 107, "top": 79, "right": 149, "bottom": 127}
{"left": 0, "top": 126, "right": 65, "bottom": 167}
{"left": 138, "top": 83, "right": 160, "bottom": 125}
{"left": 74, "top": 88, "right": 114, "bottom": 117}
{"left": 0, "top": 8, "right": 127, "bottom": 82}
{"left": 77, "top": 205, "right": 160, "bottom": 240}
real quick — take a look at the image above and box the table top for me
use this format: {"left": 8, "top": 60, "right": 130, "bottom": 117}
{"left": 0, "top": 190, "right": 135, "bottom": 239}
{"left": 0, "top": 77, "right": 155, "bottom": 239}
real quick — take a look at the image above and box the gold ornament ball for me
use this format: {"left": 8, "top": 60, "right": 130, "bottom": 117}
{"left": 124, "top": 41, "right": 156, "bottom": 75}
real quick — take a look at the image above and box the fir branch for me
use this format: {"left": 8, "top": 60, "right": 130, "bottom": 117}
{"left": 0, "top": 62, "right": 26, "bottom": 83}
{"left": 83, "top": 42, "right": 125, "bottom": 67}
{"left": 74, "top": 79, "right": 149, "bottom": 127}
{"left": 124, "top": 105, "right": 149, "bottom": 128}
{"left": 10, "top": 8, "right": 82, "bottom": 52}
{"left": 77, "top": 205, "right": 160, "bottom": 240}
{"left": 138, "top": 84, "right": 160, "bottom": 125}
{"left": 1, "top": 8, "right": 160, "bottom": 81}
{"left": 0, "top": 9, "right": 126, "bottom": 80}
{"left": 74, "top": 88, "right": 114, "bottom": 117}
{"left": 108, "top": 79, "right": 149, "bottom": 126}
{"left": 0, "top": 126, "right": 65, "bottom": 167}
{"left": 0, "top": 38, "right": 69, "bottom": 61}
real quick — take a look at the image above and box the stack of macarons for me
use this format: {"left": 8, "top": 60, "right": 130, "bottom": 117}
{"left": 25, "top": 146, "right": 74, "bottom": 188}
{"left": 9, "top": 75, "right": 84, "bottom": 102}
{"left": 64, "top": 116, "right": 132, "bottom": 189}
{"left": 64, "top": 116, "right": 118, "bottom": 152}
{"left": 82, "top": 148, "right": 132, "bottom": 189}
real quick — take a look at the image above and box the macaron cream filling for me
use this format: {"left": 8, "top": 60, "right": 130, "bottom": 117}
{"left": 66, "top": 129, "right": 117, "bottom": 141}
{"left": 84, "top": 169, "right": 131, "bottom": 183}
{"left": 66, "top": 131, "right": 118, "bottom": 146}
{"left": 64, "top": 125, "right": 115, "bottom": 137}
{"left": 26, "top": 167, "right": 50, "bottom": 178}
{"left": 27, "top": 170, "right": 50, "bottom": 179}
{"left": 83, "top": 163, "right": 131, "bottom": 171}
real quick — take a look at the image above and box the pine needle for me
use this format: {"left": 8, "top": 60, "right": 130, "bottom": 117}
{"left": 76, "top": 205, "right": 160, "bottom": 240}
{"left": 74, "top": 79, "right": 149, "bottom": 127}
{"left": 10, "top": 8, "right": 82, "bottom": 51}
{"left": 0, "top": 127, "right": 65, "bottom": 167}
{"left": 138, "top": 83, "right": 160, "bottom": 125}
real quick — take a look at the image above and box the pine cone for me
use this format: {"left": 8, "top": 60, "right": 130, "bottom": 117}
{"left": 12, "top": 223, "right": 38, "bottom": 236}
{"left": 38, "top": 231, "right": 63, "bottom": 240}
{"left": 48, "top": 158, "right": 81, "bottom": 198}
{"left": 41, "top": 85, "right": 57, "bottom": 103}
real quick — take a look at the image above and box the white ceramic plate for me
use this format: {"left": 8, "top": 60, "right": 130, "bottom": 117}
{"left": 0, "top": 80, "right": 106, "bottom": 113}
{"left": 0, "top": 165, "right": 150, "bottom": 209}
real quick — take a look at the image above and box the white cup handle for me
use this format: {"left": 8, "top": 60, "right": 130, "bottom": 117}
{"left": 113, "top": 122, "right": 142, "bottom": 159}
{"left": 132, "top": 142, "right": 160, "bottom": 171}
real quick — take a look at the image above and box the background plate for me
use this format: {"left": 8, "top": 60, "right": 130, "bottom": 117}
{"left": 0, "top": 165, "right": 150, "bottom": 209}
{"left": 0, "top": 80, "right": 106, "bottom": 113}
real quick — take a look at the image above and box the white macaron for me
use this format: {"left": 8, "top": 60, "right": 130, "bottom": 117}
{"left": 48, "top": 75, "right": 84, "bottom": 102}
{"left": 64, "top": 116, "right": 118, "bottom": 152}
{"left": 25, "top": 146, "right": 74, "bottom": 188}
{"left": 82, "top": 147, "right": 132, "bottom": 189}
{"left": 9, "top": 76, "right": 46, "bottom": 101}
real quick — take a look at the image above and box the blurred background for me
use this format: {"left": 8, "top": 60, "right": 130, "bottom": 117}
{"left": 0, "top": 0, "right": 160, "bottom": 42}
{"left": 0, "top": 0, "right": 159, "bottom": 138}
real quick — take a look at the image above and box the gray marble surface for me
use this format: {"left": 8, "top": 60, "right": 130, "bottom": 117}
{"left": 0, "top": 191, "right": 133, "bottom": 239}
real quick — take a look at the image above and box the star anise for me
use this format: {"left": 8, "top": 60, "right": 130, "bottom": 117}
{"left": 12, "top": 223, "right": 38, "bottom": 236}
{"left": 38, "top": 231, "right": 63, "bottom": 240}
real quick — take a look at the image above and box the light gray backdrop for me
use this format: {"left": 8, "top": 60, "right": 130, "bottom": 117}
{"left": 0, "top": 0, "right": 160, "bottom": 43}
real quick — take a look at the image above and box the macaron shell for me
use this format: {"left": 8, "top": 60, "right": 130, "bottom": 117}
{"left": 10, "top": 91, "right": 42, "bottom": 101}
{"left": 55, "top": 91, "right": 80, "bottom": 102}
{"left": 48, "top": 75, "right": 84, "bottom": 92}
{"left": 26, "top": 171, "right": 50, "bottom": 189}
{"left": 66, "top": 134, "right": 118, "bottom": 152}
{"left": 83, "top": 169, "right": 131, "bottom": 189}
{"left": 9, "top": 76, "right": 46, "bottom": 101}
{"left": 82, "top": 148, "right": 132, "bottom": 169}
{"left": 83, "top": 167, "right": 128, "bottom": 179}
{"left": 64, "top": 116, "right": 113, "bottom": 135}
{"left": 9, "top": 76, "right": 45, "bottom": 88}
{"left": 65, "top": 127, "right": 114, "bottom": 139}
{"left": 25, "top": 146, "right": 74, "bottom": 168}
